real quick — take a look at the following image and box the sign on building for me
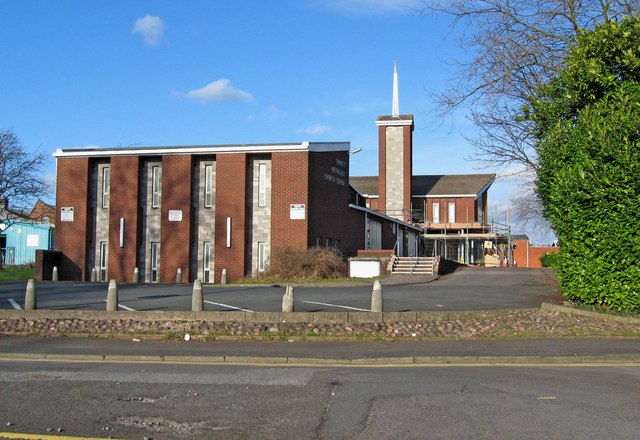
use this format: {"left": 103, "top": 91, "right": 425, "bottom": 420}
{"left": 60, "top": 207, "right": 74, "bottom": 222}
{"left": 290, "top": 204, "right": 305, "bottom": 220}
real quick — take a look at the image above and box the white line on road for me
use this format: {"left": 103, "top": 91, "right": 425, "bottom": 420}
{"left": 8, "top": 298, "right": 22, "bottom": 310}
{"left": 204, "top": 300, "right": 255, "bottom": 313}
{"left": 302, "top": 300, "right": 370, "bottom": 312}
{"left": 102, "top": 300, "right": 136, "bottom": 311}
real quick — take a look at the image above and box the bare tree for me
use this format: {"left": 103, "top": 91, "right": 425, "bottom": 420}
{"left": 423, "top": 0, "right": 640, "bottom": 172}
{"left": 0, "top": 128, "right": 50, "bottom": 269}
{"left": 421, "top": 1, "right": 639, "bottom": 237}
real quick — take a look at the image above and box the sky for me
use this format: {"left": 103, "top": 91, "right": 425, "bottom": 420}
{"left": 0, "top": 0, "right": 551, "bottom": 244}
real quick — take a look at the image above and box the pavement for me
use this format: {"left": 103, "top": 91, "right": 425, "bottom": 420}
{"left": 0, "top": 335, "right": 639, "bottom": 366}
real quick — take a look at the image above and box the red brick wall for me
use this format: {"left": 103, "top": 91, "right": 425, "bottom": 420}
{"left": 512, "top": 239, "right": 559, "bottom": 268}
{"left": 215, "top": 154, "right": 247, "bottom": 282}
{"left": 108, "top": 156, "right": 140, "bottom": 282}
{"left": 424, "top": 197, "right": 477, "bottom": 223}
{"left": 271, "top": 152, "right": 309, "bottom": 251}
{"left": 55, "top": 157, "right": 91, "bottom": 280}
{"left": 158, "top": 155, "right": 193, "bottom": 283}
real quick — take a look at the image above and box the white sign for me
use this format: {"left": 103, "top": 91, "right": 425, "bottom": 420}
{"left": 60, "top": 207, "right": 74, "bottom": 222}
{"left": 290, "top": 204, "right": 305, "bottom": 220}
{"left": 168, "top": 210, "right": 183, "bottom": 222}
{"left": 27, "top": 234, "right": 39, "bottom": 247}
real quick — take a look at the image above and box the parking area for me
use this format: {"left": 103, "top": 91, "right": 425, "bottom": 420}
{"left": 0, "top": 267, "right": 562, "bottom": 312}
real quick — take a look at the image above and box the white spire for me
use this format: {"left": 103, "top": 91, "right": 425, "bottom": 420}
{"left": 392, "top": 61, "right": 399, "bottom": 117}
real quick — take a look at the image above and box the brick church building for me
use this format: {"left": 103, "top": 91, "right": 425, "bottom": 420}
{"left": 52, "top": 64, "right": 499, "bottom": 283}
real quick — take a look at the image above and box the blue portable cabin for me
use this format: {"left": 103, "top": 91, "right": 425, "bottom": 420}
{"left": 0, "top": 220, "right": 55, "bottom": 266}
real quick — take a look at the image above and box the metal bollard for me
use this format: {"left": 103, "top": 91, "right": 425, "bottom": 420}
{"left": 221, "top": 269, "right": 227, "bottom": 285}
{"left": 106, "top": 280, "right": 118, "bottom": 312}
{"left": 52, "top": 266, "right": 58, "bottom": 282}
{"left": 90, "top": 268, "right": 97, "bottom": 283}
{"left": 192, "top": 279, "right": 203, "bottom": 312}
{"left": 24, "top": 279, "right": 37, "bottom": 310}
{"left": 132, "top": 267, "right": 139, "bottom": 283}
{"left": 371, "top": 280, "right": 383, "bottom": 313}
{"left": 176, "top": 268, "right": 183, "bottom": 284}
{"left": 282, "top": 285, "right": 294, "bottom": 313}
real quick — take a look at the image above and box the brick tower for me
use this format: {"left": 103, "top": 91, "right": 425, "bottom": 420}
{"left": 376, "top": 62, "right": 414, "bottom": 222}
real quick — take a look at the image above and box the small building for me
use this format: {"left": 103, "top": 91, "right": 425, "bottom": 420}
{"left": 1, "top": 198, "right": 55, "bottom": 266}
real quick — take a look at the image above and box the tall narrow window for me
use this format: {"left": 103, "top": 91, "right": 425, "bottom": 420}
{"left": 257, "top": 242, "right": 266, "bottom": 273}
{"left": 204, "top": 164, "right": 213, "bottom": 208}
{"left": 258, "top": 163, "right": 267, "bottom": 207}
{"left": 152, "top": 166, "right": 160, "bottom": 208}
{"left": 99, "top": 241, "right": 107, "bottom": 282}
{"left": 448, "top": 202, "right": 456, "bottom": 224}
{"left": 432, "top": 202, "right": 440, "bottom": 224}
{"left": 102, "top": 167, "right": 110, "bottom": 208}
{"left": 151, "top": 242, "right": 160, "bottom": 283}
{"left": 203, "top": 242, "right": 211, "bottom": 283}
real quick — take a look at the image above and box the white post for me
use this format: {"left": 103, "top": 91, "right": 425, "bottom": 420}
{"left": 52, "top": 266, "right": 58, "bottom": 282}
{"left": 132, "top": 267, "right": 139, "bottom": 283}
{"left": 192, "top": 279, "right": 203, "bottom": 312}
{"left": 176, "top": 268, "right": 182, "bottom": 284}
{"left": 90, "top": 268, "right": 97, "bottom": 283}
{"left": 106, "top": 280, "right": 118, "bottom": 312}
{"left": 371, "top": 280, "right": 383, "bottom": 313}
{"left": 221, "top": 269, "right": 227, "bottom": 285}
{"left": 282, "top": 285, "right": 294, "bottom": 313}
{"left": 24, "top": 279, "right": 36, "bottom": 310}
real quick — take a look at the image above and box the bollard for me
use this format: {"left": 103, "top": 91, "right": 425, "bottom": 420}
{"left": 132, "top": 267, "right": 139, "bottom": 283}
{"left": 90, "top": 268, "right": 97, "bottom": 283}
{"left": 106, "top": 279, "right": 118, "bottom": 312}
{"left": 176, "top": 268, "right": 183, "bottom": 284}
{"left": 282, "top": 285, "right": 294, "bottom": 313}
{"left": 192, "top": 279, "right": 203, "bottom": 312}
{"left": 52, "top": 266, "right": 58, "bottom": 282}
{"left": 371, "top": 280, "right": 383, "bottom": 313}
{"left": 24, "top": 279, "right": 37, "bottom": 310}
{"left": 221, "top": 269, "right": 227, "bottom": 285}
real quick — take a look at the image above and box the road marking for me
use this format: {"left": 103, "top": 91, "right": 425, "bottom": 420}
{"left": 8, "top": 298, "right": 22, "bottom": 310}
{"left": 302, "top": 300, "right": 370, "bottom": 312}
{"left": 0, "top": 432, "right": 122, "bottom": 440}
{"left": 102, "top": 300, "right": 136, "bottom": 311}
{"left": 204, "top": 300, "right": 255, "bottom": 313}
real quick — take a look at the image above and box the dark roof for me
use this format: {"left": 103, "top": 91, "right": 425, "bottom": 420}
{"left": 350, "top": 174, "right": 496, "bottom": 197}
{"left": 511, "top": 234, "right": 530, "bottom": 241}
{"left": 412, "top": 174, "right": 496, "bottom": 196}
{"left": 349, "top": 176, "right": 379, "bottom": 196}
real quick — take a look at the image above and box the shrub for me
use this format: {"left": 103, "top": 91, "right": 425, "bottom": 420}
{"left": 539, "top": 252, "right": 560, "bottom": 268}
{"left": 265, "top": 247, "right": 347, "bottom": 280}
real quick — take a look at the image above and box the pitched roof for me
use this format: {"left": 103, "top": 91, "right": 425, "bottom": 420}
{"left": 350, "top": 174, "right": 496, "bottom": 198}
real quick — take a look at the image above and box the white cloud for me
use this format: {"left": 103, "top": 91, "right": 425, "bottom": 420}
{"left": 298, "top": 123, "right": 333, "bottom": 136}
{"left": 175, "top": 79, "right": 253, "bottom": 103}
{"left": 132, "top": 15, "right": 165, "bottom": 46}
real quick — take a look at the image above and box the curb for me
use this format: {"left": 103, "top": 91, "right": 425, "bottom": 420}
{"left": 0, "top": 352, "right": 638, "bottom": 366}
{"left": 541, "top": 303, "right": 640, "bottom": 325}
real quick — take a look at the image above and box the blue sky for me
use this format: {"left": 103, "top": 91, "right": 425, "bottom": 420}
{"left": 0, "top": 0, "right": 544, "bottom": 241}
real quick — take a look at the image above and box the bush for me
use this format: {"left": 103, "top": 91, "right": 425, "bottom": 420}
{"left": 265, "top": 247, "right": 347, "bottom": 280}
{"left": 539, "top": 252, "right": 560, "bottom": 268}
{"left": 530, "top": 18, "right": 640, "bottom": 312}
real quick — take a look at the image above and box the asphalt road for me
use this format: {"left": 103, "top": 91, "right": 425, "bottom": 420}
{"left": 0, "top": 267, "right": 561, "bottom": 312}
{"left": 0, "top": 359, "right": 638, "bottom": 439}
